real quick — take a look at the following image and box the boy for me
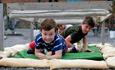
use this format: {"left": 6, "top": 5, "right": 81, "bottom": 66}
{"left": 61, "top": 16, "right": 95, "bottom": 52}
{"left": 28, "top": 18, "right": 67, "bottom": 59}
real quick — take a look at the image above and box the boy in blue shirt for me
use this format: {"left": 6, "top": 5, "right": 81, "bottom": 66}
{"left": 28, "top": 18, "right": 67, "bottom": 59}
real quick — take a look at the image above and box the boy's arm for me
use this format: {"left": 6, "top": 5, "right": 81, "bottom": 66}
{"left": 35, "top": 48, "right": 47, "bottom": 59}
{"left": 65, "top": 35, "right": 72, "bottom": 48}
{"left": 46, "top": 50, "right": 62, "bottom": 59}
{"left": 82, "top": 36, "right": 88, "bottom": 51}
{"left": 35, "top": 48, "right": 62, "bottom": 59}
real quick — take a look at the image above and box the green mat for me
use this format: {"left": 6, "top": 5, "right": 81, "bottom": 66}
{"left": 13, "top": 45, "right": 104, "bottom": 60}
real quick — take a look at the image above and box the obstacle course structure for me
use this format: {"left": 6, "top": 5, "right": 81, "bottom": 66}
{"left": 1, "top": 2, "right": 115, "bottom": 70}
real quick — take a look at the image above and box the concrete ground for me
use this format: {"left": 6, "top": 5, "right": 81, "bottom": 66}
{"left": 4, "top": 29, "right": 115, "bottom": 47}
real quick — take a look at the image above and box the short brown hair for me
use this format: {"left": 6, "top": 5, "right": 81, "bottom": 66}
{"left": 40, "top": 18, "right": 57, "bottom": 31}
{"left": 83, "top": 16, "right": 95, "bottom": 28}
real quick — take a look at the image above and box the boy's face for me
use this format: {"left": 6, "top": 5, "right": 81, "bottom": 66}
{"left": 81, "top": 23, "right": 92, "bottom": 34}
{"left": 41, "top": 28, "right": 56, "bottom": 43}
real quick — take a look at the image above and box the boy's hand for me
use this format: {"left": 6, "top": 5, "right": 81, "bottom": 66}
{"left": 81, "top": 48, "right": 92, "bottom": 52}
{"left": 85, "top": 49, "right": 92, "bottom": 52}
{"left": 46, "top": 52, "right": 52, "bottom": 60}
{"left": 46, "top": 51, "right": 52, "bottom": 56}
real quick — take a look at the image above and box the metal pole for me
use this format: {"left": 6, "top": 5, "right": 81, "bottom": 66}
{"left": 101, "top": 21, "right": 105, "bottom": 45}
{"left": 0, "top": 4, "right": 4, "bottom": 51}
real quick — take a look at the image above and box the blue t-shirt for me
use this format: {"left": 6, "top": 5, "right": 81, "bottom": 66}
{"left": 35, "top": 32, "right": 67, "bottom": 55}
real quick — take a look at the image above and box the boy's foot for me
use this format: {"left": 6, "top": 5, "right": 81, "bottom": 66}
{"left": 67, "top": 45, "right": 79, "bottom": 53}
{"left": 27, "top": 49, "right": 34, "bottom": 54}
{"left": 71, "top": 46, "right": 79, "bottom": 53}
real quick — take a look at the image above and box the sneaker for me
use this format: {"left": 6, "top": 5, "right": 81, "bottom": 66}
{"left": 27, "top": 49, "right": 34, "bottom": 54}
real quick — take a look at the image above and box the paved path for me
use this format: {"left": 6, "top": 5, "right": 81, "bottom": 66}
{"left": 4, "top": 29, "right": 115, "bottom": 47}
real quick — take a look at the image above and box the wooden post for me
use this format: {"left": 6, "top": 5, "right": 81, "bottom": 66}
{"left": 101, "top": 21, "right": 105, "bottom": 45}
{"left": 0, "top": 4, "right": 4, "bottom": 51}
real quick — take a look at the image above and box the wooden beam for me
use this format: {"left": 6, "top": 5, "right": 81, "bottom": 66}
{"left": 7, "top": 1, "right": 111, "bottom": 10}
{"left": 19, "top": 18, "right": 83, "bottom": 24}
{"left": 9, "top": 9, "right": 109, "bottom": 18}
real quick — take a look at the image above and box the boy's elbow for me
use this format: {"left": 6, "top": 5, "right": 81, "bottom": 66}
{"left": 35, "top": 50, "right": 43, "bottom": 59}
{"left": 56, "top": 54, "right": 62, "bottom": 59}
{"left": 35, "top": 52, "right": 39, "bottom": 59}
{"left": 57, "top": 55, "right": 62, "bottom": 59}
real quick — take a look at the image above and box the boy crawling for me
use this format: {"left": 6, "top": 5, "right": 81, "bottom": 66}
{"left": 28, "top": 18, "right": 67, "bottom": 59}
{"left": 61, "top": 16, "right": 95, "bottom": 52}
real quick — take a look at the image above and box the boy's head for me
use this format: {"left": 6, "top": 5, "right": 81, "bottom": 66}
{"left": 40, "top": 18, "right": 57, "bottom": 43}
{"left": 57, "top": 24, "right": 65, "bottom": 34}
{"left": 81, "top": 16, "right": 95, "bottom": 34}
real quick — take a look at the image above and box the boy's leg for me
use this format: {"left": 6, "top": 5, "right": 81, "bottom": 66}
{"left": 27, "top": 41, "right": 36, "bottom": 54}
{"left": 29, "top": 41, "right": 36, "bottom": 50}
{"left": 67, "top": 44, "right": 79, "bottom": 53}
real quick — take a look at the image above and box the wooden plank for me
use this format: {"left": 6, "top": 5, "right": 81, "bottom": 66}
{"left": 7, "top": 1, "right": 111, "bottom": 10}
{"left": 9, "top": 9, "right": 109, "bottom": 18}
